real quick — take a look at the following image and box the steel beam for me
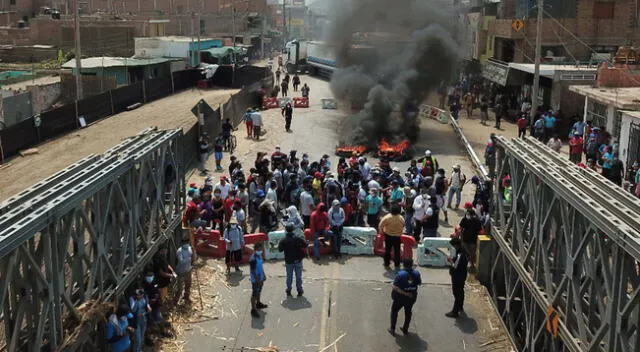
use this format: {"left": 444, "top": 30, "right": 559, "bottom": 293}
{"left": 0, "top": 128, "right": 184, "bottom": 351}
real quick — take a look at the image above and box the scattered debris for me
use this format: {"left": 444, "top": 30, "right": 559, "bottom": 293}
{"left": 318, "top": 332, "right": 346, "bottom": 352}
{"left": 19, "top": 148, "right": 39, "bottom": 156}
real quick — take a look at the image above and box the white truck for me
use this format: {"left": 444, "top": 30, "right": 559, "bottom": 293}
{"left": 284, "top": 40, "right": 337, "bottom": 78}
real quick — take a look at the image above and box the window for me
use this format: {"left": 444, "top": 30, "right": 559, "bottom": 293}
{"left": 593, "top": 2, "right": 615, "bottom": 19}
{"left": 614, "top": 110, "right": 622, "bottom": 139}
{"left": 9, "top": 0, "right": 15, "bottom": 5}
{"left": 586, "top": 100, "right": 607, "bottom": 127}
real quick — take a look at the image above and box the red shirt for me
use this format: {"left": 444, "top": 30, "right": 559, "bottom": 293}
{"left": 183, "top": 201, "right": 199, "bottom": 227}
{"left": 224, "top": 197, "right": 236, "bottom": 221}
{"left": 517, "top": 117, "right": 528, "bottom": 129}
{"left": 569, "top": 136, "right": 584, "bottom": 154}
{"left": 310, "top": 204, "right": 329, "bottom": 234}
{"left": 342, "top": 203, "right": 353, "bottom": 223}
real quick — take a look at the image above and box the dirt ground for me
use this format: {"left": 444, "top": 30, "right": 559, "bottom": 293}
{"left": 0, "top": 87, "right": 238, "bottom": 201}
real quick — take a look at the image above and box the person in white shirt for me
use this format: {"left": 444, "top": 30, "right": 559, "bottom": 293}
{"left": 359, "top": 158, "right": 372, "bottom": 181}
{"left": 215, "top": 176, "right": 232, "bottom": 199}
{"left": 446, "top": 165, "right": 466, "bottom": 209}
{"left": 412, "top": 189, "right": 430, "bottom": 241}
{"left": 251, "top": 109, "right": 263, "bottom": 140}
{"left": 266, "top": 181, "right": 278, "bottom": 212}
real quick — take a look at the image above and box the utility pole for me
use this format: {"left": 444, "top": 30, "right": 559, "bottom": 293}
{"left": 282, "top": 0, "right": 287, "bottom": 43}
{"left": 190, "top": 13, "right": 194, "bottom": 66}
{"left": 530, "top": 0, "right": 543, "bottom": 126}
{"left": 196, "top": 12, "right": 201, "bottom": 66}
{"left": 260, "top": 15, "right": 265, "bottom": 59}
{"left": 231, "top": 4, "right": 236, "bottom": 53}
{"left": 73, "top": 0, "right": 83, "bottom": 100}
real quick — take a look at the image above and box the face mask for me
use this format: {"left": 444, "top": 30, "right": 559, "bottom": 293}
{"left": 465, "top": 214, "right": 472, "bottom": 219}
{"left": 120, "top": 316, "right": 128, "bottom": 321}
{"left": 255, "top": 251, "right": 263, "bottom": 256}
{"left": 145, "top": 276, "right": 154, "bottom": 283}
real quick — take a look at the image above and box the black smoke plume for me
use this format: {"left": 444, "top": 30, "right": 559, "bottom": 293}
{"left": 325, "top": 0, "right": 462, "bottom": 147}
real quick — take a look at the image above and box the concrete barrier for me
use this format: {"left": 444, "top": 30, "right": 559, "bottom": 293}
{"left": 417, "top": 237, "right": 455, "bottom": 267}
{"left": 340, "top": 226, "right": 376, "bottom": 255}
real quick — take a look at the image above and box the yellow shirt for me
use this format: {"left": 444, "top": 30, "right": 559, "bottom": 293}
{"left": 379, "top": 214, "right": 405, "bottom": 236}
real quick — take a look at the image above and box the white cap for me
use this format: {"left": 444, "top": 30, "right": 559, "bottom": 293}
{"left": 392, "top": 166, "right": 400, "bottom": 172}
{"left": 275, "top": 145, "right": 281, "bottom": 150}
{"left": 425, "top": 150, "right": 432, "bottom": 157}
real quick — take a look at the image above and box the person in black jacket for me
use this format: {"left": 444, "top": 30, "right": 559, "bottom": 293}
{"left": 446, "top": 238, "right": 468, "bottom": 318}
{"left": 278, "top": 223, "right": 308, "bottom": 297}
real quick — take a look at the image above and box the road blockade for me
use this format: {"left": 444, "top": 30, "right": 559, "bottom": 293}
{"left": 238, "top": 232, "right": 268, "bottom": 264}
{"left": 266, "top": 230, "right": 287, "bottom": 260}
{"left": 293, "top": 97, "right": 309, "bottom": 108}
{"left": 417, "top": 237, "right": 455, "bottom": 267}
{"left": 194, "top": 229, "right": 224, "bottom": 258}
{"left": 340, "top": 226, "right": 376, "bottom": 255}
{"left": 373, "top": 234, "right": 416, "bottom": 260}
{"left": 262, "top": 97, "right": 279, "bottom": 109}
{"left": 304, "top": 228, "right": 333, "bottom": 256}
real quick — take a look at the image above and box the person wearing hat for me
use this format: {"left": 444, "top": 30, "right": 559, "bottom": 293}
{"left": 328, "top": 199, "right": 346, "bottom": 259}
{"left": 215, "top": 176, "right": 232, "bottom": 199}
{"left": 105, "top": 303, "right": 135, "bottom": 352}
{"left": 446, "top": 238, "right": 468, "bottom": 318}
{"left": 129, "top": 287, "right": 151, "bottom": 352}
{"left": 174, "top": 236, "right": 194, "bottom": 304}
{"left": 447, "top": 164, "right": 466, "bottom": 209}
{"left": 278, "top": 223, "right": 308, "bottom": 296}
{"left": 389, "top": 179, "right": 404, "bottom": 205}
{"left": 387, "top": 166, "right": 404, "bottom": 186}
{"left": 419, "top": 150, "right": 439, "bottom": 177}
{"left": 224, "top": 217, "right": 245, "bottom": 275}
{"left": 388, "top": 258, "right": 422, "bottom": 336}
{"left": 309, "top": 202, "right": 329, "bottom": 261}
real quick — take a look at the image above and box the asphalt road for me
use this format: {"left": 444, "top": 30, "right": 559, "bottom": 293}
{"left": 184, "top": 72, "right": 513, "bottom": 352}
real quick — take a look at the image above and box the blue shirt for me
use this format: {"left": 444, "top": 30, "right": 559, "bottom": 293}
{"left": 366, "top": 194, "right": 383, "bottom": 215}
{"left": 105, "top": 316, "right": 131, "bottom": 352}
{"left": 393, "top": 269, "right": 422, "bottom": 300}
{"left": 544, "top": 115, "right": 556, "bottom": 128}
{"left": 390, "top": 187, "right": 404, "bottom": 202}
{"left": 572, "top": 121, "right": 586, "bottom": 136}
{"left": 249, "top": 254, "right": 265, "bottom": 283}
{"left": 602, "top": 152, "right": 614, "bottom": 169}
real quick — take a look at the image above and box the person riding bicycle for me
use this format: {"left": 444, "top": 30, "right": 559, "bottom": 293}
{"left": 222, "top": 118, "right": 235, "bottom": 151}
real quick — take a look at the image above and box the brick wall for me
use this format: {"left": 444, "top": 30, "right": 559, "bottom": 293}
{"left": 27, "top": 81, "right": 61, "bottom": 114}
{"left": 596, "top": 62, "right": 640, "bottom": 87}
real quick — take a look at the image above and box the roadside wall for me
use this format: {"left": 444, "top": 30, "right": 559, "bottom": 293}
{"left": 27, "top": 82, "right": 61, "bottom": 114}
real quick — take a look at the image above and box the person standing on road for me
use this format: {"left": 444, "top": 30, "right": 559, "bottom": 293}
{"left": 278, "top": 223, "right": 307, "bottom": 297}
{"left": 213, "top": 134, "right": 224, "bottom": 171}
{"left": 517, "top": 114, "right": 528, "bottom": 138}
{"left": 365, "top": 189, "right": 383, "bottom": 230}
{"left": 543, "top": 111, "right": 556, "bottom": 142}
{"left": 275, "top": 68, "right": 281, "bottom": 84}
{"left": 464, "top": 92, "right": 474, "bottom": 118}
{"left": 569, "top": 132, "right": 584, "bottom": 164}
{"left": 129, "top": 288, "right": 151, "bottom": 352}
{"left": 173, "top": 236, "right": 194, "bottom": 305}
{"left": 224, "top": 217, "right": 245, "bottom": 275}
{"left": 479, "top": 97, "right": 489, "bottom": 125}
{"left": 380, "top": 204, "right": 405, "bottom": 269}
{"left": 249, "top": 242, "right": 268, "bottom": 318}
{"left": 402, "top": 186, "right": 416, "bottom": 235}
{"left": 423, "top": 196, "right": 440, "bottom": 238}
{"left": 243, "top": 108, "right": 254, "bottom": 139}
{"left": 152, "top": 245, "right": 176, "bottom": 303}
{"left": 388, "top": 258, "right": 422, "bottom": 336}
{"left": 251, "top": 107, "right": 263, "bottom": 140}
{"left": 447, "top": 164, "right": 466, "bottom": 209}
{"left": 282, "top": 102, "right": 294, "bottom": 132}
{"left": 300, "top": 185, "right": 315, "bottom": 228}
{"left": 412, "top": 189, "right": 430, "bottom": 242}
{"left": 534, "top": 115, "right": 545, "bottom": 140}
{"left": 446, "top": 238, "right": 468, "bottom": 318}
{"left": 301, "top": 83, "right": 310, "bottom": 98}
{"left": 281, "top": 79, "right": 289, "bottom": 97}
{"left": 458, "top": 208, "right": 482, "bottom": 272}
{"left": 328, "top": 199, "right": 345, "bottom": 259}
{"left": 292, "top": 74, "right": 301, "bottom": 92}
{"left": 433, "top": 168, "right": 449, "bottom": 224}
{"left": 198, "top": 135, "right": 210, "bottom": 176}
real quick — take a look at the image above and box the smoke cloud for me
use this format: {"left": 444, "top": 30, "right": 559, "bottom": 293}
{"left": 325, "top": 0, "right": 463, "bottom": 147}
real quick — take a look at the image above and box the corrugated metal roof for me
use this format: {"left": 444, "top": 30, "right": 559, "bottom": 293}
{"left": 203, "top": 46, "right": 245, "bottom": 58}
{"left": 62, "top": 57, "right": 173, "bottom": 69}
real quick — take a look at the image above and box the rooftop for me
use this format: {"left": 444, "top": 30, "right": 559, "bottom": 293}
{"left": 620, "top": 110, "right": 640, "bottom": 120}
{"left": 62, "top": 56, "right": 175, "bottom": 69}
{"left": 569, "top": 85, "right": 640, "bottom": 110}
{"left": 509, "top": 63, "right": 598, "bottom": 78}
{"left": 134, "top": 36, "right": 220, "bottom": 42}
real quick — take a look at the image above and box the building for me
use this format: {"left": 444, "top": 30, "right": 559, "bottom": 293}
{"left": 135, "top": 36, "right": 225, "bottom": 66}
{"left": 486, "top": 0, "right": 640, "bottom": 64}
{"left": 61, "top": 56, "right": 180, "bottom": 86}
{"left": 569, "top": 61, "right": 640, "bottom": 169}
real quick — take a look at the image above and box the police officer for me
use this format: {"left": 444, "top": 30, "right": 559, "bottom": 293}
{"left": 389, "top": 258, "right": 422, "bottom": 336}
{"left": 446, "top": 238, "right": 468, "bottom": 318}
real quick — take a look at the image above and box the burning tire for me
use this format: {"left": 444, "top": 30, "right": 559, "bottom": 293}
{"left": 376, "top": 139, "right": 412, "bottom": 161}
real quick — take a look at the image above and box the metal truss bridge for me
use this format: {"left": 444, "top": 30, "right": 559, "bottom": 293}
{"left": 490, "top": 136, "right": 640, "bottom": 352}
{"left": 0, "top": 128, "right": 185, "bottom": 351}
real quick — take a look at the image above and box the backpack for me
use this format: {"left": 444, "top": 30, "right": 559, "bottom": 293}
{"left": 421, "top": 160, "right": 434, "bottom": 177}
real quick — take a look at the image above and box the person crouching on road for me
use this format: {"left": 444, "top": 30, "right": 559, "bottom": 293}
{"left": 249, "top": 242, "right": 268, "bottom": 318}
{"left": 224, "top": 217, "right": 245, "bottom": 275}
{"left": 278, "top": 223, "right": 308, "bottom": 297}
{"left": 389, "top": 258, "right": 422, "bottom": 336}
{"left": 446, "top": 238, "right": 468, "bottom": 318}
{"left": 380, "top": 204, "right": 405, "bottom": 269}
{"left": 310, "top": 202, "right": 329, "bottom": 261}
{"left": 328, "top": 199, "right": 345, "bottom": 259}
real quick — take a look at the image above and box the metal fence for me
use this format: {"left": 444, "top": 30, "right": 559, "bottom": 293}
{"left": 0, "top": 70, "right": 202, "bottom": 160}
